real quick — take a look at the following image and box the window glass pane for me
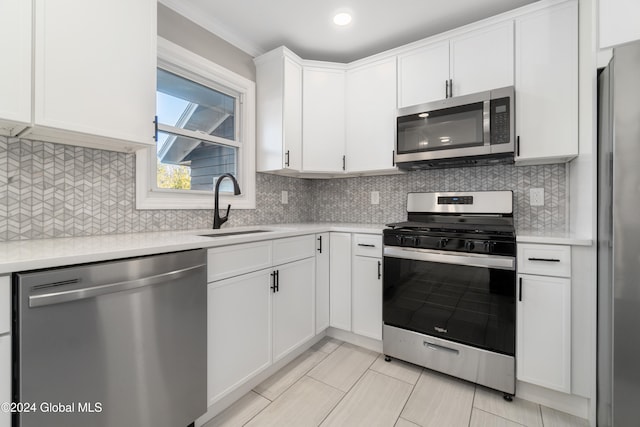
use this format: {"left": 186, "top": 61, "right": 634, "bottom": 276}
{"left": 156, "top": 131, "right": 238, "bottom": 192}
{"left": 157, "top": 69, "right": 237, "bottom": 141}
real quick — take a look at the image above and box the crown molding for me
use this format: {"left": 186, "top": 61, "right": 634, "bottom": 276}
{"left": 159, "top": 0, "right": 265, "bottom": 57}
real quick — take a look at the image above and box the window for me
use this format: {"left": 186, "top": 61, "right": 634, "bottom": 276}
{"left": 136, "top": 37, "right": 256, "bottom": 209}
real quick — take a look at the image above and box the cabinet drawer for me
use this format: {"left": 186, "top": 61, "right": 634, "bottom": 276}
{"left": 0, "top": 276, "right": 9, "bottom": 335}
{"left": 208, "top": 241, "right": 273, "bottom": 282}
{"left": 517, "top": 244, "right": 571, "bottom": 277}
{"left": 273, "top": 235, "right": 316, "bottom": 265}
{"left": 353, "top": 234, "right": 382, "bottom": 257}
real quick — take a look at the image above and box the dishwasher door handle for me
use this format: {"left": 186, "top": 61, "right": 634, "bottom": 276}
{"left": 28, "top": 263, "right": 206, "bottom": 308}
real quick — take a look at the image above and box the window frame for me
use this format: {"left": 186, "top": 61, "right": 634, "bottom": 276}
{"left": 136, "top": 37, "right": 256, "bottom": 210}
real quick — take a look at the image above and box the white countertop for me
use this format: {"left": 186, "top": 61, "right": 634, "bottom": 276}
{"left": 0, "top": 223, "right": 385, "bottom": 274}
{"left": 0, "top": 223, "right": 594, "bottom": 274}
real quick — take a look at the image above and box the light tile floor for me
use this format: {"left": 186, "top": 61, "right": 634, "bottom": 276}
{"left": 204, "top": 338, "right": 589, "bottom": 427}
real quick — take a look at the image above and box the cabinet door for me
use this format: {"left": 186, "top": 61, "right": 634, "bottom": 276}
{"left": 449, "top": 21, "right": 514, "bottom": 98}
{"left": 273, "top": 257, "right": 315, "bottom": 361}
{"left": 0, "top": 0, "right": 31, "bottom": 135}
{"left": 397, "top": 41, "right": 450, "bottom": 108}
{"left": 283, "top": 57, "right": 303, "bottom": 171}
{"left": 599, "top": 0, "right": 640, "bottom": 48}
{"left": 517, "top": 274, "right": 571, "bottom": 392}
{"left": 33, "top": 0, "right": 156, "bottom": 146}
{"left": 315, "top": 233, "right": 330, "bottom": 333}
{"left": 352, "top": 256, "right": 382, "bottom": 340}
{"left": 207, "top": 270, "right": 272, "bottom": 405}
{"left": 330, "top": 232, "right": 352, "bottom": 331}
{"left": 256, "top": 49, "right": 302, "bottom": 172}
{"left": 345, "top": 58, "right": 397, "bottom": 173}
{"left": 515, "top": 1, "right": 578, "bottom": 163}
{"left": 303, "top": 66, "right": 345, "bottom": 172}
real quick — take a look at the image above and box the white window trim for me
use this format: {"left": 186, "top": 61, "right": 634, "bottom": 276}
{"left": 136, "top": 37, "right": 256, "bottom": 210}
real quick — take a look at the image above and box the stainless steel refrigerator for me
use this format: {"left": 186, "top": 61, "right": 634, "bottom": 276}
{"left": 597, "top": 41, "right": 640, "bottom": 427}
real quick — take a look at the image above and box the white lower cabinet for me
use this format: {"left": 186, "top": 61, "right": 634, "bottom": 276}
{"left": 352, "top": 256, "right": 383, "bottom": 340}
{"left": 315, "top": 233, "right": 330, "bottom": 333}
{"left": 272, "top": 257, "right": 315, "bottom": 361}
{"left": 207, "top": 269, "right": 272, "bottom": 405}
{"left": 329, "top": 232, "right": 352, "bottom": 330}
{"left": 516, "top": 243, "right": 572, "bottom": 393}
{"left": 207, "top": 235, "right": 316, "bottom": 406}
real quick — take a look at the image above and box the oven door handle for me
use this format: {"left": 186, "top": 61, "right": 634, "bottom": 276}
{"left": 383, "top": 246, "right": 515, "bottom": 270}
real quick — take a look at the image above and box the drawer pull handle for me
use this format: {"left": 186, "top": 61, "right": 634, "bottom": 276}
{"left": 424, "top": 341, "right": 459, "bottom": 355}
{"left": 519, "top": 277, "right": 523, "bottom": 302}
{"left": 358, "top": 243, "right": 376, "bottom": 248}
{"left": 527, "top": 257, "right": 561, "bottom": 262}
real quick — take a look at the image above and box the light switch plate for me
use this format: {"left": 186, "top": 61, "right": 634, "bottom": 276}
{"left": 530, "top": 188, "right": 544, "bottom": 206}
{"left": 371, "top": 191, "right": 380, "bottom": 205}
{"left": 281, "top": 190, "right": 288, "bottom": 204}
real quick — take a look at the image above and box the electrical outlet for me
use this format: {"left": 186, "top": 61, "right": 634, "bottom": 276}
{"left": 281, "top": 190, "right": 288, "bottom": 204}
{"left": 371, "top": 191, "right": 380, "bottom": 205}
{"left": 530, "top": 188, "right": 544, "bottom": 206}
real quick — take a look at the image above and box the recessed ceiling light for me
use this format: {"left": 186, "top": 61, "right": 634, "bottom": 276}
{"left": 333, "top": 12, "right": 352, "bottom": 26}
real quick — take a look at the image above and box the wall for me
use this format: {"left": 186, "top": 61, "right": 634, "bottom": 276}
{"left": 157, "top": 3, "right": 256, "bottom": 81}
{"left": 0, "top": 136, "right": 566, "bottom": 241}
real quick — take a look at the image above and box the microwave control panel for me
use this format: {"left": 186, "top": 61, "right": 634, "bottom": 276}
{"left": 490, "top": 97, "right": 511, "bottom": 144}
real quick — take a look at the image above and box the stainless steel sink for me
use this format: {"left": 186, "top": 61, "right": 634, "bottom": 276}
{"left": 198, "top": 230, "right": 270, "bottom": 238}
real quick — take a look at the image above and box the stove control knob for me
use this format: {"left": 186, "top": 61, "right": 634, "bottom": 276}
{"left": 437, "top": 238, "right": 449, "bottom": 249}
{"left": 483, "top": 241, "right": 495, "bottom": 253}
{"left": 464, "top": 241, "right": 475, "bottom": 251}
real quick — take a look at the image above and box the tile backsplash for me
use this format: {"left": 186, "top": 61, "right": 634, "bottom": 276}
{"left": 311, "top": 164, "right": 567, "bottom": 231}
{"left": 0, "top": 137, "right": 566, "bottom": 241}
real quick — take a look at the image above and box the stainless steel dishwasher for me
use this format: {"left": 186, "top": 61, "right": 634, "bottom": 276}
{"left": 12, "top": 249, "right": 207, "bottom": 427}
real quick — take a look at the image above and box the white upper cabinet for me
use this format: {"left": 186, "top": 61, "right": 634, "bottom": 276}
{"left": 27, "top": 0, "right": 156, "bottom": 151}
{"left": 397, "top": 41, "right": 450, "bottom": 108}
{"left": 0, "top": 0, "right": 31, "bottom": 136}
{"left": 397, "top": 21, "right": 513, "bottom": 108}
{"left": 345, "top": 57, "right": 397, "bottom": 173}
{"left": 599, "top": 0, "right": 640, "bottom": 48}
{"left": 302, "top": 65, "right": 346, "bottom": 173}
{"left": 514, "top": 0, "right": 578, "bottom": 164}
{"left": 255, "top": 47, "right": 303, "bottom": 172}
{"left": 449, "top": 21, "right": 514, "bottom": 98}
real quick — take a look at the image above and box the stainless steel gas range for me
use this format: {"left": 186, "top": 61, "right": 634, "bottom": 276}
{"left": 382, "top": 191, "right": 516, "bottom": 398}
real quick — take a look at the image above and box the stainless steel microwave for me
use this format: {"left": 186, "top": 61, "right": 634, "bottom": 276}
{"left": 395, "top": 86, "right": 514, "bottom": 169}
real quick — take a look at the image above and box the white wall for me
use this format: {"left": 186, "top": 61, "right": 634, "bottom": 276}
{"left": 157, "top": 4, "right": 256, "bottom": 81}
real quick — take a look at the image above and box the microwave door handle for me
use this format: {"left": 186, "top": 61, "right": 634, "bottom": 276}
{"left": 483, "top": 100, "right": 491, "bottom": 146}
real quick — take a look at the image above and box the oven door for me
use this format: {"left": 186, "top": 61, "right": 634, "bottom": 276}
{"left": 383, "top": 246, "right": 515, "bottom": 356}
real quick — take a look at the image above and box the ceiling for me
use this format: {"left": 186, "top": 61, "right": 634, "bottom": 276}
{"left": 159, "top": 0, "right": 539, "bottom": 63}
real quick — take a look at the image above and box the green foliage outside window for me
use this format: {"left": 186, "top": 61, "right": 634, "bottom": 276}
{"left": 157, "top": 160, "right": 191, "bottom": 190}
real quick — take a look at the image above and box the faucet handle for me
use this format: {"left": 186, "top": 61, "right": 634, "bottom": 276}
{"left": 224, "top": 204, "right": 231, "bottom": 220}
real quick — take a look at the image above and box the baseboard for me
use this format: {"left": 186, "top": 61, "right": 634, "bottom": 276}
{"left": 194, "top": 332, "right": 326, "bottom": 427}
{"left": 516, "top": 380, "right": 590, "bottom": 419}
{"left": 326, "top": 327, "right": 383, "bottom": 353}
